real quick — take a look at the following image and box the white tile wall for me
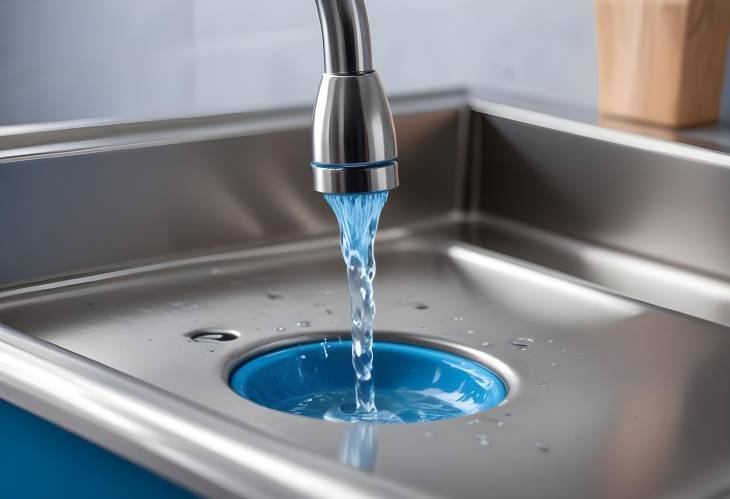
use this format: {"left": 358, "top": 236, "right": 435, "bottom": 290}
{"left": 0, "top": 0, "right": 727, "bottom": 126}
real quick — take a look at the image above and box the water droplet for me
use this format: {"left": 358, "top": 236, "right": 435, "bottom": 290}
{"left": 561, "top": 349, "right": 567, "bottom": 354}
{"left": 511, "top": 337, "right": 534, "bottom": 349}
{"left": 550, "top": 362, "right": 559, "bottom": 367}
{"left": 424, "top": 431, "right": 433, "bottom": 438}
{"left": 325, "top": 309, "right": 334, "bottom": 315}
{"left": 538, "top": 382, "right": 548, "bottom": 386}
{"left": 275, "top": 327, "right": 287, "bottom": 332}
{"left": 432, "top": 368, "right": 442, "bottom": 383}
{"left": 504, "top": 412, "right": 512, "bottom": 417}
{"left": 453, "top": 317, "right": 464, "bottom": 321}
{"left": 536, "top": 442, "right": 550, "bottom": 453}
{"left": 477, "top": 434, "right": 489, "bottom": 447}
{"left": 321, "top": 340, "right": 329, "bottom": 358}
{"left": 266, "top": 289, "right": 284, "bottom": 300}
{"left": 467, "top": 330, "right": 475, "bottom": 335}
{"left": 548, "top": 339, "right": 555, "bottom": 344}
{"left": 414, "top": 303, "right": 429, "bottom": 310}
{"left": 468, "top": 419, "right": 480, "bottom": 425}
{"left": 186, "top": 329, "right": 240, "bottom": 343}
{"left": 296, "top": 321, "right": 311, "bottom": 328}
{"left": 299, "top": 354, "right": 307, "bottom": 360}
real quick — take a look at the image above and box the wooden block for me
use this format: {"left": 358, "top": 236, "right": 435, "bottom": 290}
{"left": 596, "top": 0, "right": 730, "bottom": 128}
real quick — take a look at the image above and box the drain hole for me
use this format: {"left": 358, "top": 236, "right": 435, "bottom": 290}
{"left": 230, "top": 340, "right": 507, "bottom": 424}
{"left": 186, "top": 329, "right": 240, "bottom": 343}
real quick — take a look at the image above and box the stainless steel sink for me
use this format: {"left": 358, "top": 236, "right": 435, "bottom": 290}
{"left": 1, "top": 90, "right": 730, "bottom": 498}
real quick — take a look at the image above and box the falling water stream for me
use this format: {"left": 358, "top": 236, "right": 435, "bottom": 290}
{"left": 230, "top": 190, "right": 505, "bottom": 424}
{"left": 325, "top": 191, "right": 388, "bottom": 419}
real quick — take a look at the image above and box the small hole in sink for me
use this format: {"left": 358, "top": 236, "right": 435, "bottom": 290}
{"left": 186, "top": 329, "right": 240, "bottom": 343}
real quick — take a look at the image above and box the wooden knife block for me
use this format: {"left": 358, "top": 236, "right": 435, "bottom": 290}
{"left": 596, "top": 0, "right": 730, "bottom": 128}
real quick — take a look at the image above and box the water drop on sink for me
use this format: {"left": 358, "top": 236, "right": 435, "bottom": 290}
{"left": 468, "top": 418, "right": 480, "bottom": 425}
{"left": 424, "top": 431, "right": 433, "bottom": 438}
{"left": 266, "top": 289, "right": 284, "bottom": 300}
{"left": 467, "top": 330, "right": 475, "bottom": 335}
{"left": 297, "top": 321, "right": 311, "bottom": 328}
{"left": 511, "top": 338, "right": 534, "bottom": 349}
{"left": 414, "top": 303, "right": 429, "bottom": 310}
{"left": 275, "top": 327, "right": 287, "bottom": 332}
{"left": 550, "top": 362, "right": 559, "bottom": 367}
{"left": 477, "top": 434, "right": 489, "bottom": 447}
{"left": 548, "top": 339, "right": 555, "bottom": 344}
{"left": 453, "top": 317, "right": 464, "bottom": 321}
{"left": 536, "top": 442, "right": 550, "bottom": 453}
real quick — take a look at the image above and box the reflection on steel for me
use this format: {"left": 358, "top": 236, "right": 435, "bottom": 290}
{"left": 339, "top": 424, "right": 378, "bottom": 472}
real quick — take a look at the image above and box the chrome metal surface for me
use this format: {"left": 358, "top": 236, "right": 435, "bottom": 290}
{"left": 469, "top": 87, "right": 730, "bottom": 157}
{"left": 310, "top": 0, "right": 397, "bottom": 192}
{"left": 2, "top": 89, "right": 730, "bottom": 498}
{"left": 0, "top": 96, "right": 464, "bottom": 286}
{"left": 315, "top": 0, "right": 373, "bottom": 75}
{"left": 311, "top": 161, "right": 398, "bottom": 193}
{"left": 311, "top": 72, "right": 397, "bottom": 169}
{"left": 2, "top": 222, "right": 730, "bottom": 499}
{"left": 459, "top": 213, "right": 730, "bottom": 328}
{"left": 0, "top": 89, "right": 464, "bottom": 164}
{"left": 468, "top": 90, "right": 730, "bottom": 314}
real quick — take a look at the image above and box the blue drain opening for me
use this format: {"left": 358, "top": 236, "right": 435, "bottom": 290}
{"left": 230, "top": 341, "right": 507, "bottom": 424}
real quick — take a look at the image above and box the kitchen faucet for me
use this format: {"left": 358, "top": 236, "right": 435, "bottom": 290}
{"left": 311, "top": 0, "right": 399, "bottom": 194}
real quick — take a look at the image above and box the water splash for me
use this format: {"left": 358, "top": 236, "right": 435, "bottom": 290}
{"left": 325, "top": 191, "right": 389, "bottom": 415}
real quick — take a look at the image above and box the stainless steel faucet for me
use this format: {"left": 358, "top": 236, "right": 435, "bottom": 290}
{"left": 311, "top": 0, "right": 399, "bottom": 194}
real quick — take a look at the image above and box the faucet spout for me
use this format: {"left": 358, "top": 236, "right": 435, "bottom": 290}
{"left": 315, "top": 0, "right": 373, "bottom": 75}
{"left": 311, "top": 0, "right": 399, "bottom": 194}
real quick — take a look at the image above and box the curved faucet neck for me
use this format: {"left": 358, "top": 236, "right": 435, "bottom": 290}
{"left": 315, "top": 0, "right": 373, "bottom": 75}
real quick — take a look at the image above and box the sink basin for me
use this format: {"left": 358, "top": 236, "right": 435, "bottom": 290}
{"left": 1, "top": 90, "right": 730, "bottom": 498}
{"left": 2, "top": 224, "right": 730, "bottom": 498}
